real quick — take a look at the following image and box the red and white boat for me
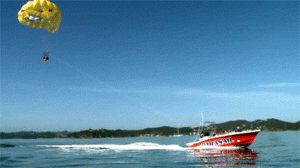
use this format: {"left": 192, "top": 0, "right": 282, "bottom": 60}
{"left": 186, "top": 130, "right": 260, "bottom": 148}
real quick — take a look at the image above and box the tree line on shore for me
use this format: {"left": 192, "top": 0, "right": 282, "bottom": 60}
{"left": 1, "top": 118, "right": 299, "bottom": 139}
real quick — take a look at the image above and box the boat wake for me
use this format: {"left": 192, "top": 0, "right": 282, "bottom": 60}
{"left": 39, "top": 142, "right": 185, "bottom": 151}
{"left": 38, "top": 142, "right": 257, "bottom": 166}
{"left": 39, "top": 142, "right": 243, "bottom": 152}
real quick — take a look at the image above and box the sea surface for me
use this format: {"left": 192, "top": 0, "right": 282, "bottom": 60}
{"left": 1, "top": 131, "right": 299, "bottom": 167}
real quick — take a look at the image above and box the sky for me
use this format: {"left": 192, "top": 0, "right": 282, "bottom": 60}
{"left": 1, "top": 1, "right": 299, "bottom": 132}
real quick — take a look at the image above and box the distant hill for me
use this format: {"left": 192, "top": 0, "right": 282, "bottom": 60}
{"left": 213, "top": 118, "right": 299, "bottom": 132}
{"left": 1, "top": 118, "right": 299, "bottom": 139}
{"left": 214, "top": 120, "right": 250, "bottom": 131}
{"left": 0, "top": 131, "right": 68, "bottom": 139}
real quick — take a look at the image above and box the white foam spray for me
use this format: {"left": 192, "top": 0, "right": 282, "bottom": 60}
{"left": 39, "top": 142, "right": 241, "bottom": 151}
{"left": 39, "top": 142, "right": 186, "bottom": 151}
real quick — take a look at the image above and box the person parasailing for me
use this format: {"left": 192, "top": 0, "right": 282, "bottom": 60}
{"left": 18, "top": 0, "right": 61, "bottom": 62}
{"left": 42, "top": 52, "right": 49, "bottom": 62}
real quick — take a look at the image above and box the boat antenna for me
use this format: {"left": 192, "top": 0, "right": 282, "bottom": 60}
{"left": 201, "top": 113, "right": 204, "bottom": 127}
{"left": 199, "top": 113, "right": 203, "bottom": 135}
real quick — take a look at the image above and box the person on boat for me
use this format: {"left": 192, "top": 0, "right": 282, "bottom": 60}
{"left": 200, "top": 134, "right": 204, "bottom": 138}
{"left": 235, "top": 127, "right": 241, "bottom": 132}
{"left": 213, "top": 130, "right": 217, "bottom": 136}
{"left": 221, "top": 130, "right": 225, "bottom": 134}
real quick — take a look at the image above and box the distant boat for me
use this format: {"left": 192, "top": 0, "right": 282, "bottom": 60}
{"left": 186, "top": 130, "right": 260, "bottom": 148}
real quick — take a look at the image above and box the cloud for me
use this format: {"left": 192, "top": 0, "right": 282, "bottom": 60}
{"left": 175, "top": 88, "right": 299, "bottom": 104}
{"left": 65, "top": 84, "right": 299, "bottom": 105}
{"left": 258, "top": 83, "right": 300, "bottom": 88}
{"left": 65, "top": 86, "right": 121, "bottom": 93}
{"left": 176, "top": 89, "right": 240, "bottom": 98}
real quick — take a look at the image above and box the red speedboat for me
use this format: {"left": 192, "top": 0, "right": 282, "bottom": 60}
{"left": 186, "top": 130, "right": 260, "bottom": 148}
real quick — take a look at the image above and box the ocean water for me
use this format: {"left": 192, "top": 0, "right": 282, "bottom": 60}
{"left": 1, "top": 131, "right": 299, "bottom": 167}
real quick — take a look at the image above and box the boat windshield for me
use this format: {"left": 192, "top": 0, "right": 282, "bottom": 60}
{"left": 194, "top": 121, "right": 216, "bottom": 141}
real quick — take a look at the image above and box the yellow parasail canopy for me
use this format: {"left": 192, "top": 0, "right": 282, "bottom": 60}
{"left": 18, "top": 0, "right": 61, "bottom": 33}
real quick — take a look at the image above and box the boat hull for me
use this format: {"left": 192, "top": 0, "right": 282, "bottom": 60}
{"left": 186, "top": 130, "right": 260, "bottom": 148}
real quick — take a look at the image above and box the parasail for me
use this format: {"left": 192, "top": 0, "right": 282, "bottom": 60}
{"left": 18, "top": 0, "right": 61, "bottom": 33}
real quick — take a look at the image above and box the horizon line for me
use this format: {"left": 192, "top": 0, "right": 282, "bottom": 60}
{"left": 1, "top": 118, "right": 299, "bottom": 133}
